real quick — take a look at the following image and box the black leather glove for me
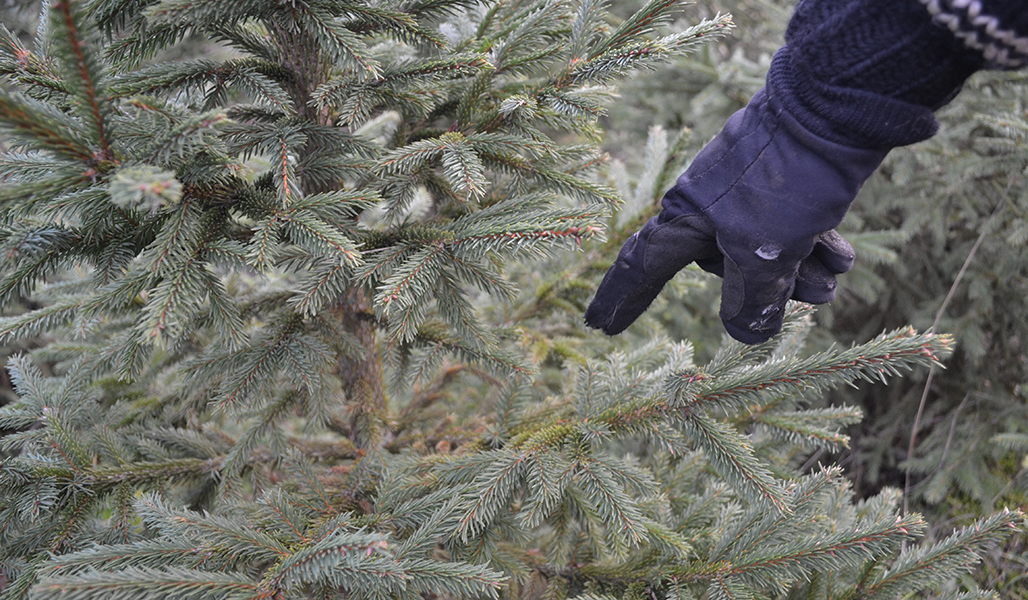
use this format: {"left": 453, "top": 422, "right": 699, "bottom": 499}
{"left": 585, "top": 87, "right": 887, "bottom": 344}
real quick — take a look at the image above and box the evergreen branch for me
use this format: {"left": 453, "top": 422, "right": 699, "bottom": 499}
{"left": 207, "top": 22, "right": 279, "bottom": 64}
{"left": 222, "top": 392, "right": 300, "bottom": 475}
{"left": 488, "top": 0, "right": 568, "bottom": 73}
{"left": 290, "top": 189, "right": 380, "bottom": 219}
{"left": 104, "top": 23, "right": 192, "bottom": 68}
{"left": 568, "top": 0, "right": 609, "bottom": 61}
{"left": 198, "top": 267, "right": 246, "bottom": 347}
{"left": 640, "top": 517, "right": 693, "bottom": 559}
{"left": 503, "top": 44, "right": 567, "bottom": 77}
{"left": 92, "top": 234, "right": 139, "bottom": 286}
{"left": 436, "top": 251, "right": 516, "bottom": 301}
{"left": 283, "top": 453, "right": 335, "bottom": 514}
{"left": 281, "top": 335, "right": 331, "bottom": 395}
{"left": 466, "top": 131, "right": 548, "bottom": 155}
{"left": 440, "top": 133, "right": 488, "bottom": 200}
{"left": 592, "top": 394, "right": 672, "bottom": 437}
{"left": 197, "top": 321, "right": 303, "bottom": 407}
{"left": 50, "top": 0, "right": 112, "bottom": 154}
{"left": 383, "top": 54, "right": 489, "bottom": 85}
{"left": 679, "top": 412, "right": 787, "bottom": 513}
{"left": 401, "top": 558, "right": 504, "bottom": 597}
{"left": 143, "top": 0, "right": 267, "bottom": 26}
{"left": 263, "top": 530, "right": 394, "bottom": 591}
{"left": 273, "top": 131, "right": 302, "bottom": 205}
{"left": 386, "top": 289, "right": 430, "bottom": 343}
{"left": 533, "top": 166, "right": 619, "bottom": 206}
{"left": 110, "top": 59, "right": 294, "bottom": 114}
{"left": 587, "top": 0, "right": 684, "bottom": 59}
{"left": 574, "top": 456, "right": 650, "bottom": 553}
{"left": 427, "top": 273, "right": 494, "bottom": 347}
{"left": 141, "top": 110, "right": 230, "bottom": 167}
{"left": 0, "top": 300, "right": 82, "bottom": 345}
{"left": 0, "top": 89, "right": 96, "bottom": 162}
{"left": 41, "top": 410, "right": 92, "bottom": 472}
{"left": 566, "top": 18, "right": 733, "bottom": 87}
{"left": 376, "top": 136, "right": 449, "bottom": 175}
{"left": 139, "top": 200, "right": 203, "bottom": 276}
{"left": 245, "top": 215, "right": 282, "bottom": 272}
{"left": 0, "top": 151, "right": 67, "bottom": 181}
{"left": 408, "top": 324, "right": 533, "bottom": 381}
{"left": 543, "top": 89, "right": 610, "bottom": 119}
{"left": 376, "top": 244, "right": 445, "bottom": 309}
{"left": 287, "top": 260, "right": 350, "bottom": 317}
{"left": 135, "top": 496, "right": 291, "bottom": 566}
{"left": 689, "top": 328, "right": 953, "bottom": 415}
{"left": 723, "top": 513, "right": 925, "bottom": 587}
{"left": 282, "top": 211, "right": 363, "bottom": 265}
{"left": 256, "top": 490, "right": 313, "bottom": 544}
{"left": 88, "top": 0, "right": 159, "bottom": 33}
{"left": 0, "top": 226, "right": 83, "bottom": 304}
{"left": 857, "top": 509, "right": 1025, "bottom": 600}
{"left": 456, "top": 450, "right": 528, "bottom": 541}
{"left": 456, "top": 69, "right": 495, "bottom": 128}
{"left": 0, "top": 25, "right": 66, "bottom": 95}
{"left": 42, "top": 539, "right": 205, "bottom": 576}
{"left": 32, "top": 566, "right": 259, "bottom": 600}
{"left": 753, "top": 407, "right": 863, "bottom": 451}
{"left": 395, "top": 495, "right": 462, "bottom": 557}
{"left": 80, "top": 268, "right": 152, "bottom": 319}
{"left": 399, "top": 0, "right": 480, "bottom": 19}
{"left": 136, "top": 256, "right": 209, "bottom": 345}
{"left": 707, "top": 576, "right": 756, "bottom": 600}
{"left": 449, "top": 206, "right": 605, "bottom": 257}
{"left": 332, "top": 83, "right": 382, "bottom": 127}
{"left": 87, "top": 458, "right": 222, "bottom": 487}
{"left": 339, "top": 5, "right": 446, "bottom": 48}
{"left": 290, "top": 0, "right": 379, "bottom": 80}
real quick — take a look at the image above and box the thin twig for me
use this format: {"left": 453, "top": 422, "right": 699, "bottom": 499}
{"left": 990, "top": 465, "right": 1028, "bottom": 509}
{"left": 799, "top": 449, "right": 825, "bottom": 474}
{"left": 936, "top": 392, "right": 971, "bottom": 474}
{"left": 903, "top": 197, "right": 1004, "bottom": 515}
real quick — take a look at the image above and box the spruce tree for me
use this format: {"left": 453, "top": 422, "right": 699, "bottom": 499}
{"left": 0, "top": 1, "right": 1024, "bottom": 600}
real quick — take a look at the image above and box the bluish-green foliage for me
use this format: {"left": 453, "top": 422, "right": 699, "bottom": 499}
{"left": 0, "top": 1, "right": 1023, "bottom": 599}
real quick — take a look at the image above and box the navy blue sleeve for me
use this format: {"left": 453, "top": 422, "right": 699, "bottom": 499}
{"left": 767, "top": 0, "right": 1028, "bottom": 149}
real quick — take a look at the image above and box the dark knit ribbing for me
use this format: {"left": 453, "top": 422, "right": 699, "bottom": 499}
{"left": 787, "top": 0, "right": 983, "bottom": 107}
{"left": 767, "top": 51, "right": 942, "bottom": 149}
{"left": 768, "top": 0, "right": 1028, "bottom": 148}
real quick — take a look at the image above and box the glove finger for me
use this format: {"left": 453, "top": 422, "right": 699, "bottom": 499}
{"left": 718, "top": 246, "right": 797, "bottom": 345}
{"left": 791, "top": 230, "right": 855, "bottom": 304}
{"left": 792, "top": 254, "right": 838, "bottom": 304}
{"left": 586, "top": 214, "right": 717, "bottom": 335}
{"left": 809, "top": 229, "right": 855, "bottom": 274}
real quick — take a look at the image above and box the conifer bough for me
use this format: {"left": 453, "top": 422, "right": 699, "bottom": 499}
{"left": 0, "top": 1, "right": 1023, "bottom": 599}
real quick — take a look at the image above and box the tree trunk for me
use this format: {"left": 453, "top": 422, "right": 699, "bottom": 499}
{"left": 276, "top": 23, "right": 388, "bottom": 450}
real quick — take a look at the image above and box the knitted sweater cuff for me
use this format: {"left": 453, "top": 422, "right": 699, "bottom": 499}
{"left": 767, "top": 47, "right": 940, "bottom": 150}
{"left": 766, "top": 0, "right": 1025, "bottom": 149}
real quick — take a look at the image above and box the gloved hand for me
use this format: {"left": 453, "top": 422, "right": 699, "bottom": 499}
{"left": 585, "top": 87, "right": 888, "bottom": 344}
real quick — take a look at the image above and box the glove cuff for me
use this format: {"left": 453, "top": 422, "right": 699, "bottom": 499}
{"left": 770, "top": 0, "right": 990, "bottom": 149}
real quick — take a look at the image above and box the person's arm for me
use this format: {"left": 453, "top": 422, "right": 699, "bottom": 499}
{"left": 585, "top": 0, "right": 1028, "bottom": 344}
